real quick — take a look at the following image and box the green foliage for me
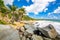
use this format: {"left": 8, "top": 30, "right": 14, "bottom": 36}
{"left": 8, "top": 5, "right": 17, "bottom": 11}
{"left": 0, "top": 20, "right": 7, "bottom": 24}
{"left": 0, "top": 0, "right": 7, "bottom": 13}
{"left": 0, "top": 0, "right": 9, "bottom": 14}
{"left": 0, "top": 0, "right": 4, "bottom": 7}
{"left": 1, "top": 7, "right": 7, "bottom": 13}
{"left": 8, "top": 13, "right": 12, "bottom": 19}
{"left": 14, "top": 14, "right": 19, "bottom": 19}
{"left": 23, "top": 15, "right": 34, "bottom": 20}
{"left": 18, "top": 8, "right": 26, "bottom": 15}
{"left": 0, "top": 0, "right": 30, "bottom": 22}
{"left": 1, "top": 13, "right": 6, "bottom": 17}
{"left": 19, "top": 8, "right": 25, "bottom": 13}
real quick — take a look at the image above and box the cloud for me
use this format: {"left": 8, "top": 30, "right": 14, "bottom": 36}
{"left": 23, "top": 0, "right": 55, "bottom": 14}
{"left": 53, "top": 7, "right": 60, "bottom": 13}
{"left": 26, "top": 0, "right": 30, "bottom": 2}
{"left": 53, "top": 16, "right": 58, "bottom": 19}
{"left": 47, "top": 12, "right": 58, "bottom": 19}
{"left": 18, "top": 0, "right": 20, "bottom": 1}
{"left": 44, "top": 8, "right": 48, "bottom": 12}
{"left": 4, "top": 0, "right": 14, "bottom": 5}
{"left": 48, "top": 13, "right": 51, "bottom": 16}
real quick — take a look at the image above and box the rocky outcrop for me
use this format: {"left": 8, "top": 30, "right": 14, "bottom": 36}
{"left": 37, "top": 24, "right": 57, "bottom": 38}
{"left": 32, "top": 35, "right": 43, "bottom": 40}
{"left": 0, "top": 24, "right": 60, "bottom": 40}
{"left": 0, "top": 25, "right": 20, "bottom": 40}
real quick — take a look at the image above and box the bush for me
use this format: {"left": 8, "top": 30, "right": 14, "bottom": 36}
{"left": 1, "top": 13, "right": 5, "bottom": 17}
{"left": 0, "top": 20, "right": 7, "bottom": 24}
{"left": 8, "top": 13, "right": 12, "bottom": 19}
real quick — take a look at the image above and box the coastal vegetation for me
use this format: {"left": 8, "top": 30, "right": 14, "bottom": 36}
{"left": 0, "top": 0, "right": 34, "bottom": 24}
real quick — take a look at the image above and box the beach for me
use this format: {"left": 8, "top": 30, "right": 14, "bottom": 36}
{"left": 31, "top": 21, "right": 60, "bottom": 35}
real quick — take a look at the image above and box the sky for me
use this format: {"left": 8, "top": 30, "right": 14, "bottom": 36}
{"left": 4, "top": 0, "right": 60, "bottom": 19}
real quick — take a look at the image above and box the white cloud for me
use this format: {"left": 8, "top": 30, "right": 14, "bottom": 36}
{"left": 18, "top": 0, "right": 20, "bottom": 1}
{"left": 53, "top": 16, "right": 58, "bottom": 19}
{"left": 26, "top": 0, "right": 30, "bottom": 2}
{"left": 48, "top": 13, "right": 58, "bottom": 19}
{"left": 23, "top": 0, "right": 55, "bottom": 14}
{"left": 44, "top": 8, "right": 48, "bottom": 12}
{"left": 4, "top": 0, "right": 14, "bottom": 5}
{"left": 48, "top": 13, "right": 51, "bottom": 16}
{"left": 53, "top": 7, "right": 60, "bottom": 13}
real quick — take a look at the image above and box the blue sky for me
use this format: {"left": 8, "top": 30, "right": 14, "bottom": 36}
{"left": 4, "top": 0, "right": 60, "bottom": 19}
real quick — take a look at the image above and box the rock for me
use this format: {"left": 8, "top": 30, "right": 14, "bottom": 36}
{"left": 20, "top": 27, "right": 25, "bottom": 32}
{"left": 26, "top": 28, "right": 34, "bottom": 34}
{"left": 26, "top": 38, "right": 30, "bottom": 40}
{"left": 25, "top": 24, "right": 36, "bottom": 34}
{"left": 21, "top": 36, "right": 26, "bottom": 40}
{"left": 56, "top": 35, "right": 60, "bottom": 40}
{"left": 43, "top": 37, "right": 52, "bottom": 40}
{"left": 0, "top": 25, "right": 20, "bottom": 40}
{"left": 24, "top": 24, "right": 30, "bottom": 30}
{"left": 32, "top": 35, "right": 43, "bottom": 40}
{"left": 38, "top": 24, "right": 57, "bottom": 38}
{"left": 57, "top": 35, "right": 60, "bottom": 38}
{"left": 24, "top": 31, "right": 29, "bottom": 36}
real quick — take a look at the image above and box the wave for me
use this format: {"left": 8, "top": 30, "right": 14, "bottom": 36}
{"left": 33, "top": 21, "right": 60, "bottom": 35}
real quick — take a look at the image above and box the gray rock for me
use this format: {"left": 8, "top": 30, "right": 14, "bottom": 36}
{"left": 24, "top": 31, "right": 29, "bottom": 36}
{"left": 43, "top": 37, "right": 52, "bottom": 40}
{"left": 38, "top": 24, "right": 57, "bottom": 38}
{"left": 26, "top": 38, "right": 30, "bottom": 40}
{"left": 57, "top": 35, "right": 60, "bottom": 38}
{"left": 26, "top": 28, "right": 34, "bottom": 34}
{"left": 25, "top": 24, "right": 36, "bottom": 34}
{"left": 32, "top": 35, "right": 43, "bottom": 40}
{"left": 24, "top": 24, "right": 31, "bottom": 30}
{"left": 20, "top": 27, "right": 25, "bottom": 32}
{"left": 22, "top": 36, "right": 26, "bottom": 40}
{"left": 0, "top": 25, "right": 20, "bottom": 40}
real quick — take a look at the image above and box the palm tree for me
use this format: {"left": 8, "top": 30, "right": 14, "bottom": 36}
{"left": 0, "top": 0, "right": 7, "bottom": 13}
{"left": 0, "top": 0, "right": 10, "bottom": 18}
{"left": 18, "top": 8, "right": 26, "bottom": 21}
{"left": 0, "top": 0, "right": 4, "bottom": 9}
{"left": 8, "top": 5, "right": 17, "bottom": 23}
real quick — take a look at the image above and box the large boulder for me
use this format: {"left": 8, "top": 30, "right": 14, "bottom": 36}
{"left": 0, "top": 25, "right": 20, "bottom": 40}
{"left": 32, "top": 35, "right": 43, "bottom": 40}
{"left": 38, "top": 24, "right": 57, "bottom": 38}
{"left": 43, "top": 37, "right": 52, "bottom": 40}
{"left": 24, "top": 23, "right": 36, "bottom": 34}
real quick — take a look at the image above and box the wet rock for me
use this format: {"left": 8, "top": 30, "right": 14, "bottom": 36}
{"left": 32, "top": 35, "right": 43, "bottom": 40}
{"left": 0, "top": 25, "right": 20, "bottom": 40}
{"left": 38, "top": 24, "right": 57, "bottom": 38}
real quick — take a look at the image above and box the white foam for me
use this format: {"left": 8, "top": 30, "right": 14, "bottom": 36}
{"left": 33, "top": 21, "right": 60, "bottom": 35}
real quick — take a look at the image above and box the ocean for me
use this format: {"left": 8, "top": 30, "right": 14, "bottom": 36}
{"left": 36, "top": 19, "right": 60, "bottom": 23}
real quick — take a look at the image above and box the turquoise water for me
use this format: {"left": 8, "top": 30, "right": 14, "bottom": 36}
{"left": 44, "top": 19, "right": 60, "bottom": 22}
{"left": 37, "top": 19, "right": 60, "bottom": 22}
